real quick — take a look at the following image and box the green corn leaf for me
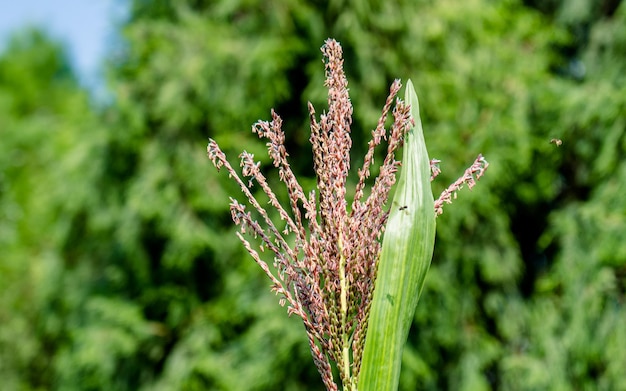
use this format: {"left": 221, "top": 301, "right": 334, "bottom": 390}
{"left": 358, "top": 80, "right": 436, "bottom": 390}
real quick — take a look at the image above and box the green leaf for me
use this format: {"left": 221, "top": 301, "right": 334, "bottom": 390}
{"left": 358, "top": 80, "right": 436, "bottom": 390}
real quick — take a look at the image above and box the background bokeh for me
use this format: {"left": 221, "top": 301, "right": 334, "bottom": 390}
{"left": 1, "top": 1, "right": 625, "bottom": 390}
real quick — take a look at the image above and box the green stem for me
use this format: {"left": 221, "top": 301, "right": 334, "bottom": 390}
{"left": 338, "top": 234, "right": 352, "bottom": 389}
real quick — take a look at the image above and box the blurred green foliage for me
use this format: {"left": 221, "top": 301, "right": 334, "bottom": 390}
{"left": 0, "top": 0, "right": 624, "bottom": 390}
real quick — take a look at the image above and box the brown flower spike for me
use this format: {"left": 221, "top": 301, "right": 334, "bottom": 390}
{"left": 208, "top": 39, "right": 411, "bottom": 390}
{"left": 207, "top": 39, "right": 488, "bottom": 390}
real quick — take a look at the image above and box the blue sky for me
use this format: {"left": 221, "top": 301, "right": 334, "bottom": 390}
{"left": 0, "top": 0, "right": 126, "bottom": 92}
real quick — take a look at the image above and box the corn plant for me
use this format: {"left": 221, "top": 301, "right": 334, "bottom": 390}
{"left": 207, "top": 38, "right": 488, "bottom": 390}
